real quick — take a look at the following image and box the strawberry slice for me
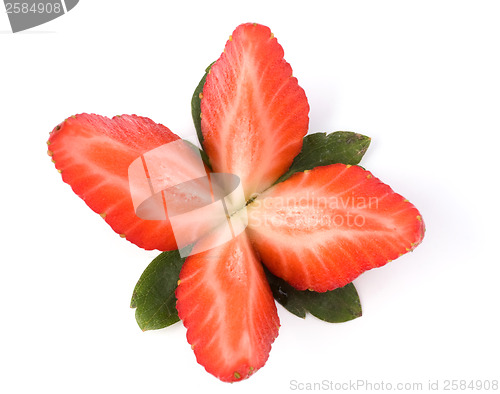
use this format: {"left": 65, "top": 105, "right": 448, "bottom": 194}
{"left": 48, "top": 113, "right": 186, "bottom": 251}
{"left": 246, "top": 164, "right": 425, "bottom": 292}
{"left": 200, "top": 23, "right": 310, "bottom": 199}
{"left": 175, "top": 230, "right": 280, "bottom": 382}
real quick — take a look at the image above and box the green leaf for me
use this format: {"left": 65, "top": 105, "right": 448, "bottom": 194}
{"left": 275, "top": 131, "right": 371, "bottom": 184}
{"left": 301, "top": 283, "right": 362, "bottom": 323}
{"left": 265, "top": 268, "right": 307, "bottom": 318}
{"left": 131, "top": 249, "right": 188, "bottom": 331}
{"left": 265, "top": 268, "right": 362, "bottom": 323}
{"left": 191, "top": 62, "right": 215, "bottom": 147}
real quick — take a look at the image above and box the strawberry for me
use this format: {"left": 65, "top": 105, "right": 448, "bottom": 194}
{"left": 246, "top": 164, "right": 425, "bottom": 292}
{"left": 200, "top": 23, "right": 310, "bottom": 199}
{"left": 48, "top": 114, "right": 183, "bottom": 251}
{"left": 49, "top": 23, "right": 426, "bottom": 384}
{"left": 175, "top": 230, "right": 279, "bottom": 382}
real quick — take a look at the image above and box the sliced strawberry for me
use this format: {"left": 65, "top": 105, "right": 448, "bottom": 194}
{"left": 200, "top": 23, "right": 310, "bottom": 199}
{"left": 246, "top": 164, "right": 425, "bottom": 292}
{"left": 175, "top": 230, "right": 280, "bottom": 382}
{"left": 48, "top": 114, "right": 185, "bottom": 251}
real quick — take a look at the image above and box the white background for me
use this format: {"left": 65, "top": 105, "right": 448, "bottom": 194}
{"left": 1, "top": 1, "right": 499, "bottom": 393}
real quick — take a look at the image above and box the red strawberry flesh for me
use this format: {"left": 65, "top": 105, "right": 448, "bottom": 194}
{"left": 200, "top": 23, "right": 310, "bottom": 199}
{"left": 48, "top": 114, "right": 190, "bottom": 251}
{"left": 246, "top": 164, "right": 425, "bottom": 292}
{"left": 175, "top": 230, "right": 280, "bottom": 382}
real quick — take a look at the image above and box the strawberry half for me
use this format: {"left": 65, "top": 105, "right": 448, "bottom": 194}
{"left": 200, "top": 23, "right": 310, "bottom": 199}
{"left": 48, "top": 114, "right": 185, "bottom": 251}
{"left": 175, "top": 230, "right": 280, "bottom": 382}
{"left": 246, "top": 164, "right": 425, "bottom": 292}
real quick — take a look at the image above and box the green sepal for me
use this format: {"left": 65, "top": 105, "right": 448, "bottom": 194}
{"left": 130, "top": 249, "right": 189, "bottom": 331}
{"left": 275, "top": 131, "right": 371, "bottom": 184}
{"left": 191, "top": 62, "right": 215, "bottom": 147}
{"left": 265, "top": 268, "right": 362, "bottom": 323}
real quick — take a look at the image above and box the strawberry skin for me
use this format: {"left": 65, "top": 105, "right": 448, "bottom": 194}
{"left": 200, "top": 23, "right": 310, "bottom": 199}
{"left": 175, "top": 230, "right": 280, "bottom": 382}
{"left": 48, "top": 114, "right": 182, "bottom": 251}
{"left": 246, "top": 164, "right": 425, "bottom": 292}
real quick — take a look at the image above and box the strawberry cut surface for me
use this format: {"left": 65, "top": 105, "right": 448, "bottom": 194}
{"left": 200, "top": 23, "right": 310, "bottom": 199}
{"left": 48, "top": 114, "right": 185, "bottom": 251}
{"left": 175, "top": 230, "right": 280, "bottom": 382}
{"left": 246, "top": 164, "right": 425, "bottom": 292}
